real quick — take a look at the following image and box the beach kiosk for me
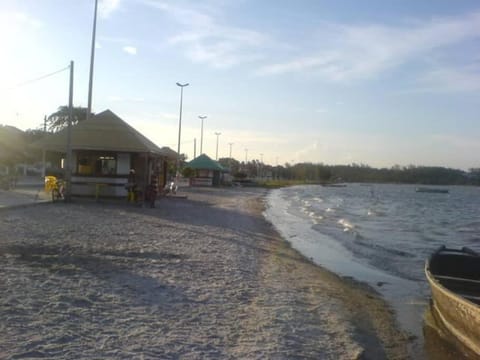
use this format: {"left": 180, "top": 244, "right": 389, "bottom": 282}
{"left": 32, "top": 109, "right": 177, "bottom": 199}
{"left": 186, "top": 154, "right": 226, "bottom": 186}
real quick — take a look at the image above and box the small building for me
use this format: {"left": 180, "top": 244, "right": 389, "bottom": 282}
{"left": 186, "top": 154, "right": 226, "bottom": 186}
{"left": 33, "top": 109, "right": 176, "bottom": 198}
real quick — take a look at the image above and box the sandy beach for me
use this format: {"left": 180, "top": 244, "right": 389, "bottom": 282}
{"left": 0, "top": 187, "right": 410, "bottom": 359}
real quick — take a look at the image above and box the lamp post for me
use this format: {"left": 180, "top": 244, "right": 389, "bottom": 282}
{"left": 87, "top": 0, "right": 98, "bottom": 122}
{"left": 259, "top": 153, "right": 263, "bottom": 179}
{"left": 65, "top": 60, "right": 74, "bottom": 202}
{"left": 245, "top": 148, "right": 248, "bottom": 163}
{"left": 199, "top": 115, "right": 207, "bottom": 154}
{"left": 228, "top": 142, "right": 234, "bottom": 171}
{"left": 214, "top": 132, "right": 221, "bottom": 160}
{"left": 176, "top": 82, "right": 189, "bottom": 178}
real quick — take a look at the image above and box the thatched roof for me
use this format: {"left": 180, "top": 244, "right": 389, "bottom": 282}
{"left": 32, "top": 109, "right": 176, "bottom": 158}
{"left": 187, "top": 154, "right": 226, "bottom": 171}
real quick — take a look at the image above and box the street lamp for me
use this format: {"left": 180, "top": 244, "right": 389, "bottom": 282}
{"left": 176, "top": 82, "right": 189, "bottom": 178}
{"left": 215, "top": 132, "right": 221, "bottom": 160}
{"left": 245, "top": 148, "right": 248, "bottom": 163}
{"left": 228, "top": 142, "right": 234, "bottom": 158}
{"left": 87, "top": 0, "right": 99, "bottom": 122}
{"left": 259, "top": 153, "right": 263, "bottom": 179}
{"left": 199, "top": 115, "right": 207, "bottom": 154}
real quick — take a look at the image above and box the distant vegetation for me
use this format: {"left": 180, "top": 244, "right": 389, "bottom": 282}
{"left": 217, "top": 158, "right": 480, "bottom": 186}
{"left": 47, "top": 106, "right": 89, "bottom": 132}
{"left": 0, "top": 105, "right": 90, "bottom": 174}
{"left": 1, "top": 116, "right": 479, "bottom": 188}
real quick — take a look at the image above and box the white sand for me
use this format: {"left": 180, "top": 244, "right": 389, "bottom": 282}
{"left": 0, "top": 187, "right": 409, "bottom": 359}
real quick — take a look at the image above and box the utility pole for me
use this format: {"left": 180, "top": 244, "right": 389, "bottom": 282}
{"left": 259, "top": 153, "right": 263, "bottom": 179}
{"left": 245, "top": 148, "right": 248, "bottom": 163}
{"left": 199, "top": 115, "right": 207, "bottom": 154}
{"left": 194, "top": 138, "right": 197, "bottom": 159}
{"left": 87, "top": 0, "right": 98, "bottom": 122}
{"left": 228, "top": 142, "right": 233, "bottom": 158}
{"left": 42, "top": 115, "right": 47, "bottom": 177}
{"left": 65, "top": 60, "right": 74, "bottom": 202}
{"left": 176, "top": 82, "right": 189, "bottom": 178}
{"left": 214, "top": 132, "right": 221, "bottom": 160}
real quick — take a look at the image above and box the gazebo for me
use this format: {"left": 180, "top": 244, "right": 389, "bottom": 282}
{"left": 186, "top": 154, "right": 226, "bottom": 186}
{"left": 33, "top": 109, "right": 177, "bottom": 198}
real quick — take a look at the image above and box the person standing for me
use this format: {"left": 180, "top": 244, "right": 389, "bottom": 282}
{"left": 147, "top": 175, "right": 158, "bottom": 208}
{"left": 126, "top": 169, "right": 137, "bottom": 202}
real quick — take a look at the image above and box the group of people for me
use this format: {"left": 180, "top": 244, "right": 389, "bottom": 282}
{"left": 125, "top": 169, "right": 159, "bottom": 208}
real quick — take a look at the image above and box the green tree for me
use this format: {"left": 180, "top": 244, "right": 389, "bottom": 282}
{"left": 0, "top": 125, "right": 25, "bottom": 166}
{"left": 218, "top": 157, "right": 240, "bottom": 174}
{"left": 182, "top": 167, "right": 195, "bottom": 178}
{"left": 47, "top": 106, "right": 89, "bottom": 132}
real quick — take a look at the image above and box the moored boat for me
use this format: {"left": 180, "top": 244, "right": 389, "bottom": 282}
{"left": 425, "top": 246, "right": 480, "bottom": 355}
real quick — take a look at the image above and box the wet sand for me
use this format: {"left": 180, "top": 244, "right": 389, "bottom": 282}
{"left": 0, "top": 187, "right": 410, "bottom": 359}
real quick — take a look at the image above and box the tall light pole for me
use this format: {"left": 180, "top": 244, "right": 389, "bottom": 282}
{"left": 245, "top": 148, "right": 248, "bottom": 163}
{"left": 87, "top": 0, "right": 98, "bottom": 121}
{"left": 199, "top": 115, "right": 207, "bottom": 154}
{"left": 228, "top": 142, "right": 234, "bottom": 171}
{"left": 65, "top": 60, "right": 74, "bottom": 202}
{"left": 259, "top": 153, "right": 263, "bottom": 179}
{"left": 176, "top": 82, "right": 189, "bottom": 177}
{"left": 214, "top": 132, "right": 221, "bottom": 160}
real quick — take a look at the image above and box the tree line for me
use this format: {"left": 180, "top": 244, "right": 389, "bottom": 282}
{"left": 217, "top": 158, "right": 480, "bottom": 186}
{"left": 2, "top": 105, "right": 479, "bottom": 186}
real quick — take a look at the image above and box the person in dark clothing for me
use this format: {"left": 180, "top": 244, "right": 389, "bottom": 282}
{"left": 126, "top": 169, "right": 137, "bottom": 202}
{"left": 146, "top": 175, "right": 158, "bottom": 208}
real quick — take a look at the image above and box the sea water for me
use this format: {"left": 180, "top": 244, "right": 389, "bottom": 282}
{"left": 264, "top": 183, "right": 480, "bottom": 352}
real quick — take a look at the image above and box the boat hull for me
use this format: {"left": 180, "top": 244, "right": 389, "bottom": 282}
{"left": 425, "top": 248, "right": 480, "bottom": 355}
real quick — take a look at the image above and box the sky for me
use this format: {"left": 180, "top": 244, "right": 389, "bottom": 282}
{"left": 1, "top": 0, "right": 479, "bottom": 170}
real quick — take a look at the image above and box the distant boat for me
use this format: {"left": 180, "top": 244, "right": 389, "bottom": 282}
{"left": 416, "top": 187, "right": 449, "bottom": 194}
{"left": 322, "top": 183, "right": 347, "bottom": 188}
{"left": 425, "top": 246, "right": 480, "bottom": 355}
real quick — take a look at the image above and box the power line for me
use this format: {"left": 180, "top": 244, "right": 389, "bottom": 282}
{"left": 6, "top": 65, "right": 70, "bottom": 90}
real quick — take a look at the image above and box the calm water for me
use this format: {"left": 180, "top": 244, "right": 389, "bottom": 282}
{"left": 264, "top": 183, "right": 480, "bottom": 357}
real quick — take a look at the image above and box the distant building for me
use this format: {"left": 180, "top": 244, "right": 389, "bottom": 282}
{"left": 186, "top": 154, "right": 226, "bottom": 186}
{"left": 33, "top": 109, "right": 177, "bottom": 198}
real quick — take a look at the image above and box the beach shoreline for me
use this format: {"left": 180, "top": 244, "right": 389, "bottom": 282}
{"left": 0, "top": 186, "right": 410, "bottom": 359}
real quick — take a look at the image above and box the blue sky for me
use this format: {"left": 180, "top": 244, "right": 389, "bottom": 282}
{"left": 1, "top": 0, "right": 479, "bottom": 169}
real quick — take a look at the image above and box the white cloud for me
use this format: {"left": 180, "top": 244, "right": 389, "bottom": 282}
{"left": 99, "top": 0, "right": 121, "bottom": 18}
{"left": 143, "top": 1, "right": 269, "bottom": 68}
{"left": 107, "top": 95, "right": 144, "bottom": 102}
{"left": 11, "top": 12, "right": 43, "bottom": 28}
{"left": 257, "top": 11, "right": 480, "bottom": 83}
{"left": 417, "top": 64, "right": 480, "bottom": 93}
{"left": 123, "top": 46, "right": 137, "bottom": 55}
